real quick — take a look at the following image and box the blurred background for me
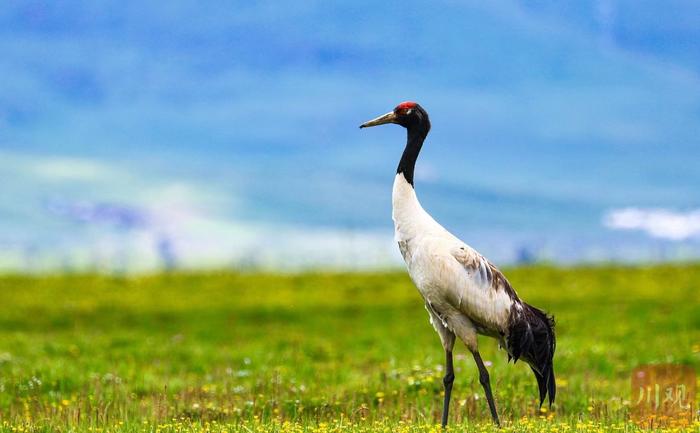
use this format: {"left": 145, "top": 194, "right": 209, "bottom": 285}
{"left": 2, "top": 0, "right": 700, "bottom": 272}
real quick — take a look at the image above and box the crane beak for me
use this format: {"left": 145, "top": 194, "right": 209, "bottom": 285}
{"left": 359, "top": 111, "right": 397, "bottom": 128}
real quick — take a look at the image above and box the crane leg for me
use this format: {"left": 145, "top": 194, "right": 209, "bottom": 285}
{"left": 472, "top": 351, "right": 500, "bottom": 426}
{"left": 441, "top": 349, "right": 455, "bottom": 428}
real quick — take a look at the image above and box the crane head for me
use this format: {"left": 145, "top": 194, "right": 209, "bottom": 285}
{"left": 359, "top": 101, "right": 428, "bottom": 129}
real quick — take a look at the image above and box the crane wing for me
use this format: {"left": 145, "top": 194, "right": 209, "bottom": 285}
{"left": 450, "top": 245, "right": 520, "bottom": 302}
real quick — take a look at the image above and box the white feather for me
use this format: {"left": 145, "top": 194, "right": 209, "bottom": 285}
{"left": 392, "top": 173, "right": 515, "bottom": 349}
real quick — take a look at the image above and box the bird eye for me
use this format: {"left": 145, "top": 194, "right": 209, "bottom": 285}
{"left": 406, "top": 109, "right": 413, "bottom": 115}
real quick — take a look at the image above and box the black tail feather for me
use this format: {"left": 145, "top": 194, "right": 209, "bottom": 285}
{"left": 531, "top": 366, "right": 547, "bottom": 407}
{"left": 530, "top": 363, "right": 556, "bottom": 408}
{"left": 547, "top": 364, "right": 556, "bottom": 406}
{"left": 508, "top": 302, "right": 556, "bottom": 407}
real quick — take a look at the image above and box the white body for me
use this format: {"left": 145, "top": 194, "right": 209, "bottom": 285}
{"left": 392, "top": 173, "right": 519, "bottom": 352}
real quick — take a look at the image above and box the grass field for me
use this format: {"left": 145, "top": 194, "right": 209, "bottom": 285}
{"left": 0, "top": 264, "right": 698, "bottom": 432}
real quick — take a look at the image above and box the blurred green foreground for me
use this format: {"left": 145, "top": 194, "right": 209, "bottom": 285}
{"left": 0, "top": 265, "right": 698, "bottom": 432}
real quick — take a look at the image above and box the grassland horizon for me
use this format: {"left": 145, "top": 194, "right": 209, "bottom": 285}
{"left": 0, "top": 263, "right": 698, "bottom": 432}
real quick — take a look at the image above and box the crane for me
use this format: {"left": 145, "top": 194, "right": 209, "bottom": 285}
{"left": 360, "top": 102, "right": 556, "bottom": 427}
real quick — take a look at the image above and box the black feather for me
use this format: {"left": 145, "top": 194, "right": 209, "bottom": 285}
{"left": 531, "top": 366, "right": 547, "bottom": 407}
{"left": 507, "top": 302, "right": 556, "bottom": 407}
{"left": 547, "top": 365, "right": 556, "bottom": 406}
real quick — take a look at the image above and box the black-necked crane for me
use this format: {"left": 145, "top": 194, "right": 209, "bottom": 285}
{"left": 360, "top": 102, "right": 556, "bottom": 427}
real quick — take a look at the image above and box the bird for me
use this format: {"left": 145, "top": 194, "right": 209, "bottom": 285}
{"left": 360, "top": 102, "right": 555, "bottom": 427}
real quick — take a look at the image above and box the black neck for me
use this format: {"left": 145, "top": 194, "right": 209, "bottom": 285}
{"left": 397, "top": 123, "right": 429, "bottom": 186}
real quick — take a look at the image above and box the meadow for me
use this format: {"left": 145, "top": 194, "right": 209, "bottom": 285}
{"left": 0, "top": 264, "right": 698, "bottom": 432}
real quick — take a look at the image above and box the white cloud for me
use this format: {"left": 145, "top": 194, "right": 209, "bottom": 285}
{"left": 30, "top": 157, "right": 118, "bottom": 181}
{"left": 0, "top": 151, "right": 123, "bottom": 182}
{"left": 603, "top": 207, "right": 700, "bottom": 241}
{"left": 0, "top": 150, "right": 400, "bottom": 271}
{"left": 12, "top": 204, "right": 400, "bottom": 272}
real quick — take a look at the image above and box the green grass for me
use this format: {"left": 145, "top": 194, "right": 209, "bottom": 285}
{"left": 0, "top": 264, "right": 698, "bottom": 432}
